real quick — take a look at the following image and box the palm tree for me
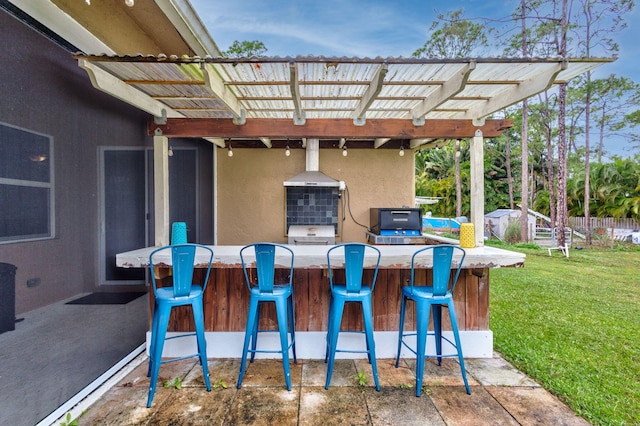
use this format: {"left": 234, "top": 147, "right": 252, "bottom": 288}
{"left": 415, "top": 143, "right": 471, "bottom": 217}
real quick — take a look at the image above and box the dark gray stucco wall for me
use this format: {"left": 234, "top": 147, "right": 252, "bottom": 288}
{"left": 0, "top": 9, "right": 153, "bottom": 312}
{"left": 0, "top": 9, "right": 217, "bottom": 314}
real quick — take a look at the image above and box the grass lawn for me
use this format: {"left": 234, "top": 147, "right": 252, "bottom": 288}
{"left": 489, "top": 243, "right": 640, "bottom": 425}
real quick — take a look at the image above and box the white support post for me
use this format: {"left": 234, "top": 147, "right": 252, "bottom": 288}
{"left": 153, "top": 135, "right": 170, "bottom": 246}
{"left": 470, "top": 129, "right": 485, "bottom": 247}
{"left": 306, "top": 138, "right": 320, "bottom": 171}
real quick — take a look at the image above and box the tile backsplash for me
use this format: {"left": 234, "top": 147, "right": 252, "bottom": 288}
{"left": 286, "top": 187, "right": 339, "bottom": 233}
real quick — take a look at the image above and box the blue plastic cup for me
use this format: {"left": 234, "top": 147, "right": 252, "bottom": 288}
{"left": 171, "top": 222, "right": 188, "bottom": 245}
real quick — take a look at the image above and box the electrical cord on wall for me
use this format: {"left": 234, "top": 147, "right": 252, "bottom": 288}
{"left": 342, "top": 184, "right": 370, "bottom": 231}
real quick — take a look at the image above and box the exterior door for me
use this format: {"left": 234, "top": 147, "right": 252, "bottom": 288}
{"left": 99, "top": 148, "right": 148, "bottom": 285}
{"left": 99, "top": 147, "right": 199, "bottom": 285}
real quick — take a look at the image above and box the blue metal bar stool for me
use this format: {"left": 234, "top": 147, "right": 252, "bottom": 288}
{"left": 147, "top": 243, "right": 214, "bottom": 407}
{"left": 325, "top": 243, "right": 381, "bottom": 391}
{"left": 395, "top": 244, "right": 471, "bottom": 396}
{"left": 237, "top": 243, "right": 297, "bottom": 390}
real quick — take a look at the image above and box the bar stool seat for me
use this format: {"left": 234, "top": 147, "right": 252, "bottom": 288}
{"left": 395, "top": 244, "right": 471, "bottom": 396}
{"left": 237, "top": 243, "right": 297, "bottom": 390}
{"left": 325, "top": 243, "right": 381, "bottom": 391}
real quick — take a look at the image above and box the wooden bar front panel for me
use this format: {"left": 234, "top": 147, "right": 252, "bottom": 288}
{"left": 151, "top": 267, "right": 490, "bottom": 333}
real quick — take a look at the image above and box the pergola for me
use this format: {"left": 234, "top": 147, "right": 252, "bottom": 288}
{"left": 75, "top": 54, "right": 611, "bottom": 244}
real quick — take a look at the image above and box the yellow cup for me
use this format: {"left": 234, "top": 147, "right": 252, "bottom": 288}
{"left": 459, "top": 223, "right": 476, "bottom": 248}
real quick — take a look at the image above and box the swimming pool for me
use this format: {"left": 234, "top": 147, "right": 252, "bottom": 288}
{"left": 422, "top": 217, "right": 461, "bottom": 232}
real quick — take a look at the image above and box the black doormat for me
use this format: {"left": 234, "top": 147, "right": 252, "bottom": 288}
{"left": 66, "top": 291, "right": 147, "bottom": 305}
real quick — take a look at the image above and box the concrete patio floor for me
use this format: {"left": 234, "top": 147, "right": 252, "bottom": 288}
{"left": 74, "top": 353, "right": 589, "bottom": 425}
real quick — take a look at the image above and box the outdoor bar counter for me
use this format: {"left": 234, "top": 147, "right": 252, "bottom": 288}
{"left": 116, "top": 243, "right": 525, "bottom": 359}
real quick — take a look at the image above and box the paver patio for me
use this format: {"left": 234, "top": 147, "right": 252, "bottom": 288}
{"left": 75, "top": 353, "right": 589, "bottom": 425}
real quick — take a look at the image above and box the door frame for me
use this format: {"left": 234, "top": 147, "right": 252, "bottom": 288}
{"left": 98, "top": 146, "right": 150, "bottom": 286}
{"left": 98, "top": 146, "right": 201, "bottom": 285}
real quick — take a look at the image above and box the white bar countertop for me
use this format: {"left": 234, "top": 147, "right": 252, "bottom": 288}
{"left": 116, "top": 243, "right": 525, "bottom": 270}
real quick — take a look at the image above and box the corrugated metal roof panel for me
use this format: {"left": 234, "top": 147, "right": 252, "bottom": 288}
{"left": 77, "top": 54, "right": 613, "bottom": 135}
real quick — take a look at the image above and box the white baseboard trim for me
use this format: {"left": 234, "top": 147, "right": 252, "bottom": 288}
{"left": 148, "top": 330, "right": 494, "bottom": 359}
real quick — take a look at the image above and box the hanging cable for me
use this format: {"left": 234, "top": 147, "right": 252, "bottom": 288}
{"left": 342, "top": 184, "right": 369, "bottom": 231}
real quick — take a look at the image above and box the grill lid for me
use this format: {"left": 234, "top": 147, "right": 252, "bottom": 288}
{"left": 287, "top": 225, "right": 336, "bottom": 245}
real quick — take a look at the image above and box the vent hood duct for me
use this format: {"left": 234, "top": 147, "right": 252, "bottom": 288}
{"left": 283, "top": 139, "right": 340, "bottom": 187}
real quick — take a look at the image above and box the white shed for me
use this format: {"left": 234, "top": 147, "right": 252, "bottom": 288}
{"left": 484, "top": 209, "right": 536, "bottom": 240}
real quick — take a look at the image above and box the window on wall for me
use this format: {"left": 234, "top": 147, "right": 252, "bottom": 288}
{"left": 0, "top": 122, "right": 54, "bottom": 243}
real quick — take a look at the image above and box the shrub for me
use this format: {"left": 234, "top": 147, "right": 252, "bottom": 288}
{"left": 503, "top": 219, "right": 521, "bottom": 244}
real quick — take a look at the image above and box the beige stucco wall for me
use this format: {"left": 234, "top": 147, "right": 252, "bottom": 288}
{"left": 52, "top": 0, "right": 190, "bottom": 55}
{"left": 216, "top": 147, "right": 415, "bottom": 245}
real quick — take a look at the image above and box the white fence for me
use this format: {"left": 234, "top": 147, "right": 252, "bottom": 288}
{"left": 570, "top": 217, "right": 640, "bottom": 231}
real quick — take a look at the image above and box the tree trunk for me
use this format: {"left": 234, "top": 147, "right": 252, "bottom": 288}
{"left": 598, "top": 100, "right": 606, "bottom": 162}
{"left": 584, "top": 71, "right": 592, "bottom": 245}
{"left": 598, "top": 107, "right": 606, "bottom": 163}
{"left": 556, "top": 0, "right": 569, "bottom": 249}
{"left": 521, "top": 100, "right": 530, "bottom": 242}
{"left": 546, "top": 124, "right": 556, "bottom": 227}
{"left": 557, "top": 83, "right": 569, "bottom": 248}
{"left": 455, "top": 139, "right": 462, "bottom": 217}
{"left": 519, "top": 0, "right": 529, "bottom": 242}
{"left": 540, "top": 91, "right": 556, "bottom": 227}
{"left": 505, "top": 131, "right": 514, "bottom": 209}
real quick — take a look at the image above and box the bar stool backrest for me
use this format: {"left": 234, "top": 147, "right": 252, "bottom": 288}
{"left": 172, "top": 245, "right": 197, "bottom": 297}
{"left": 149, "top": 244, "right": 213, "bottom": 298}
{"left": 240, "top": 243, "right": 295, "bottom": 293}
{"left": 411, "top": 245, "right": 466, "bottom": 296}
{"left": 328, "top": 243, "right": 381, "bottom": 293}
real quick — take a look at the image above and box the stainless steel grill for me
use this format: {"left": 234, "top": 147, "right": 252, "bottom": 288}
{"left": 287, "top": 225, "right": 335, "bottom": 245}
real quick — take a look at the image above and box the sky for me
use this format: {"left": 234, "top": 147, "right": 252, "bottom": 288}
{"left": 191, "top": 0, "right": 638, "bottom": 82}
{"left": 190, "top": 0, "right": 639, "bottom": 157}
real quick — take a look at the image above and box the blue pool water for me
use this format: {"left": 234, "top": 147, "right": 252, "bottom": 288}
{"left": 422, "top": 217, "right": 461, "bottom": 231}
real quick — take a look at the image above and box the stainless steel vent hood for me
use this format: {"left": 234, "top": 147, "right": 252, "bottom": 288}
{"left": 283, "top": 139, "right": 340, "bottom": 187}
{"left": 283, "top": 170, "right": 341, "bottom": 187}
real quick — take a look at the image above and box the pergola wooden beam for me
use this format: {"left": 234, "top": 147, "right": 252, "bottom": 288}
{"left": 201, "top": 63, "right": 245, "bottom": 123}
{"left": 374, "top": 138, "right": 391, "bottom": 148}
{"left": 289, "top": 63, "right": 305, "bottom": 125}
{"left": 79, "top": 58, "right": 184, "bottom": 119}
{"left": 203, "top": 137, "right": 225, "bottom": 147}
{"left": 259, "top": 137, "right": 272, "bottom": 148}
{"left": 463, "top": 62, "right": 567, "bottom": 120}
{"left": 410, "top": 138, "right": 438, "bottom": 149}
{"left": 352, "top": 64, "right": 388, "bottom": 126}
{"left": 410, "top": 61, "right": 476, "bottom": 125}
{"left": 149, "top": 118, "right": 512, "bottom": 139}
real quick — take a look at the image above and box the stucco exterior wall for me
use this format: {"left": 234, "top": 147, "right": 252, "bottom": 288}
{"left": 0, "top": 10, "right": 153, "bottom": 313}
{"left": 216, "top": 147, "right": 415, "bottom": 245}
{"left": 51, "top": 0, "right": 191, "bottom": 55}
